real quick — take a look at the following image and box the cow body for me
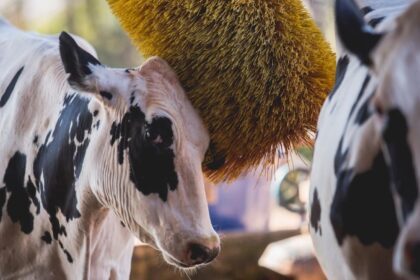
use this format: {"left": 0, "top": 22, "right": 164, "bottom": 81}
{"left": 0, "top": 20, "right": 219, "bottom": 279}
{"left": 308, "top": 0, "right": 416, "bottom": 279}
{"left": 0, "top": 23, "right": 133, "bottom": 279}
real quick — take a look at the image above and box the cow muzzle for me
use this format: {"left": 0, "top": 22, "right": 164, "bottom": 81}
{"left": 161, "top": 235, "right": 220, "bottom": 268}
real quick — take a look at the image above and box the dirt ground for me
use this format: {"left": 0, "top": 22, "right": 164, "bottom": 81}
{"left": 130, "top": 230, "right": 302, "bottom": 280}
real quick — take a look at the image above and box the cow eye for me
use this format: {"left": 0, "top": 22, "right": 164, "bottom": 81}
{"left": 145, "top": 128, "right": 166, "bottom": 146}
{"left": 372, "top": 97, "right": 386, "bottom": 117}
{"left": 144, "top": 117, "right": 174, "bottom": 148}
{"left": 374, "top": 103, "right": 384, "bottom": 116}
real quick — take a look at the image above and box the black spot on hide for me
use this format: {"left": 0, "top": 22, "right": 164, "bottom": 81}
{"left": 310, "top": 188, "right": 322, "bottom": 235}
{"left": 63, "top": 249, "right": 73, "bottom": 263}
{"left": 58, "top": 240, "right": 73, "bottom": 263}
{"left": 33, "top": 93, "right": 93, "bottom": 239}
{"left": 94, "top": 120, "right": 100, "bottom": 130}
{"left": 99, "top": 91, "right": 112, "bottom": 100}
{"left": 41, "top": 231, "right": 52, "bottom": 244}
{"left": 331, "top": 143, "right": 399, "bottom": 248}
{"left": 0, "top": 67, "right": 24, "bottom": 107}
{"left": 110, "top": 106, "right": 178, "bottom": 201}
{"left": 354, "top": 95, "right": 373, "bottom": 125}
{"left": 27, "top": 176, "right": 40, "bottom": 214}
{"left": 407, "top": 242, "right": 420, "bottom": 277}
{"left": 2, "top": 152, "right": 34, "bottom": 234}
{"left": 0, "top": 188, "right": 5, "bottom": 221}
{"left": 328, "top": 56, "right": 349, "bottom": 101}
{"left": 130, "top": 92, "right": 135, "bottom": 105}
{"left": 383, "top": 109, "right": 418, "bottom": 220}
{"left": 33, "top": 135, "right": 39, "bottom": 145}
{"left": 349, "top": 75, "right": 371, "bottom": 117}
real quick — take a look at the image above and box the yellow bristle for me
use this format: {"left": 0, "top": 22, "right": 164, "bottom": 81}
{"left": 107, "top": 0, "right": 336, "bottom": 182}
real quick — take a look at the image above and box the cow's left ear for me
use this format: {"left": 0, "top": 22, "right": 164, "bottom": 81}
{"left": 138, "top": 57, "right": 180, "bottom": 86}
{"left": 336, "top": 0, "right": 384, "bottom": 65}
{"left": 59, "top": 31, "right": 102, "bottom": 92}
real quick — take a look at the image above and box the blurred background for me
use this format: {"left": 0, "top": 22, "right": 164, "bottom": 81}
{"left": 0, "top": 0, "right": 142, "bottom": 67}
{"left": 0, "top": 0, "right": 335, "bottom": 67}
{"left": 0, "top": 1, "right": 334, "bottom": 279}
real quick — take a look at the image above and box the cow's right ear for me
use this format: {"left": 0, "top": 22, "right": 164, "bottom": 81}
{"left": 59, "top": 31, "right": 102, "bottom": 92}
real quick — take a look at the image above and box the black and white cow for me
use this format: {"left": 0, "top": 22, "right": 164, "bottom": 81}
{"left": 0, "top": 20, "right": 220, "bottom": 279}
{"left": 309, "top": 0, "right": 420, "bottom": 279}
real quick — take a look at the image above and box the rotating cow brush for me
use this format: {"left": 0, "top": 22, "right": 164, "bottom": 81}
{"left": 107, "top": 0, "right": 336, "bottom": 182}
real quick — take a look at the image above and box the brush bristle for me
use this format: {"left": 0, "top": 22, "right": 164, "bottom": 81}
{"left": 108, "top": 0, "right": 336, "bottom": 182}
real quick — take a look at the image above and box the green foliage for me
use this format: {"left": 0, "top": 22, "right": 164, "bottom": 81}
{"left": 297, "top": 146, "right": 313, "bottom": 162}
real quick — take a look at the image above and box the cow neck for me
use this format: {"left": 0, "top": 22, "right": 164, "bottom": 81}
{"left": 81, "top": 207, "right": 134, "bottom": 279}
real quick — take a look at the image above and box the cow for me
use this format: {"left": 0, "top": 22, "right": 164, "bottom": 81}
{"left": 0, "top": 19, "right": 220, "bottom": 279}
{"left": 308, "top": 0, "right": 420, "bottom": 279}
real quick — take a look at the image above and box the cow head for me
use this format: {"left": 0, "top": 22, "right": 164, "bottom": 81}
{"left": 337, "top": 0, "right": 420, "bottom": 278}
{"left": 58, "top": 32, "right": 219, "bottom": 268}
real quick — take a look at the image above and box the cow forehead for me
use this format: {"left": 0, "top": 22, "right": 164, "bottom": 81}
{"left": 95, "top": 66, "right": 209, "bottom": 151}
{"left": 109, "top": 83, "right": 209, "bottom": 201}
{"left": 91, "top": 65, "right": 147, "bottom": 99}
{"left": 372, "top": 5, "right": 420, "bottom": 136}
{"left": 148, "top": 110, "right": 209, "bottom": 156}
{"left": 139, "top": 77, "right": 209, "bottom": 153}
{"left": 394, "top": 1, "right": 420, "bottom": 31}
{"left": 373, "top": 6, "right": 420, "bottom": 81}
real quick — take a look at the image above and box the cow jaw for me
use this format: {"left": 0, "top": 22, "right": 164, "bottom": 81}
{"left": 156, "top": 175, "right": 219, "bottom": 268}
{"left": 124, "top": 160, "right": 220, "bottom": 268}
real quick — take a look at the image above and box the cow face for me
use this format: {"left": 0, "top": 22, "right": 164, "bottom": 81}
{"left": 59, "top": 32, "right": 219, "bottom": 268}
{"left": 337, "top": 0, "right": 420, "bottom": 278}
{"left": 372, "top": 6, "right": 420, "bottom": 277}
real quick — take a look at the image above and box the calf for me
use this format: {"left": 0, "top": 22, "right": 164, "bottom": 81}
{"left": 0, "top": 20, "right": 219, "bottom": 279}
{"left": 309, "top": 0, "right": 420, "bottom": 279}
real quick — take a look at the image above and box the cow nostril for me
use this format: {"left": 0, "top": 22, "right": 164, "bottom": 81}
{"left": 405, "top": 241, "right": 420, "bottom": 276}
{"left": 188, "top": 243, "right": 219, "bottom": 265}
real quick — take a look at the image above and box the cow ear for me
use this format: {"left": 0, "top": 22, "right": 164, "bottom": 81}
{"left": 336, "top": 0, "right": 384, "bottom": 65}
{"left": 138, "top": 57, "right": 180, "bottom": 85}
{"left": 59, "top": 31, "right": 102, "bottom": 92}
